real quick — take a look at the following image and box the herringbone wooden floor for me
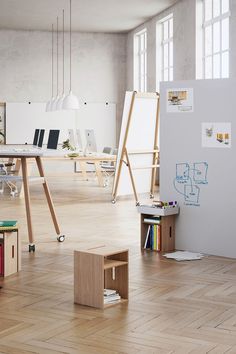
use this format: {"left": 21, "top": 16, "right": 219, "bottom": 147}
{"left": 1, "top": 174, "right": 236, "bottom": 353}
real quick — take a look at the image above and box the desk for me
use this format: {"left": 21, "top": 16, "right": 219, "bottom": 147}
{"left": 68, "top": 154, "right": 116, "bottom": 187}
{"left": 0, "top": 150, "right": 64, "bottom": 251}
{"left": 42, "top": 154, "right": 116, "bottom": 187}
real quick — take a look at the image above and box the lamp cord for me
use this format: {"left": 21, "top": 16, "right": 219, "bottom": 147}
{"left": 63, "top": 9, "right": 65, "bottom": 94}
{"left": 52, "top": 24, "right": 54, "bottom": 98}
{"left": 56, "top": 16, "right": 59, "bottom": 96}
{"left": 70, "top": 0, "right": 72, "bottom": 92}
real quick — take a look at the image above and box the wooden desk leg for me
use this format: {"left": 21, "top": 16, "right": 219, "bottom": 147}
{"left": 94, "top": 161, "right": 104, "bottom": 187}
{"left": 79, "top": 161, "right": 88, "bottom": 180}
{"left": 21, "top": 157, "right": 34, "bottom": 245}
{"left": 35, "top": 156, "right": 60, "bottom": 235}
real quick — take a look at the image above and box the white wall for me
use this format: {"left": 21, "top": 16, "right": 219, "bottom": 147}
{"left": 0, "top": 30, "right": 127, "bottom": 140}
{"left": 127, "top": 0, "right": 236, "bottom": 90}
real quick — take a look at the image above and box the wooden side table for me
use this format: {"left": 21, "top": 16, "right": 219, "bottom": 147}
{"left": 137, "top": 205, "right": 179, "bottom": 252}
{"left": 74, "top": 245, "right": 128, "bottom": 309}
{"left": 0, "top": 226, "right": 21, "bottom": 277}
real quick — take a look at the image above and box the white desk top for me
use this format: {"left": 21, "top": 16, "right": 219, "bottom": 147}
{"left": 0, "top": 148, "right": 43, "bottom": 157}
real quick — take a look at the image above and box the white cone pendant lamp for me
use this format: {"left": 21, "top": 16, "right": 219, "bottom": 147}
{"left": 56, "top": 9, "right": 66, "bottom": 110}
{"left": 51, "top": 16, "right": 60, "bottom": 111}
{"left": 46, "top": 24, "right": 55, "bottom": 112}
{"left": 63, "top": 0, "right": 79, "bottom": 110}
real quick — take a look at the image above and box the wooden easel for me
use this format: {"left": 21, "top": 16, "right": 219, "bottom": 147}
{"left": 112, "top": 91, "right": 160, "bottom": 205}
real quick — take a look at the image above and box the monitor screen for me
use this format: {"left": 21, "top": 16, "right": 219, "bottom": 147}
{"left": 85, "top": 129, "right": 97, "bottom": 152}
{"left": 33, "top": 129, "right": 40, "bottom": 146}
{"left": 38, "top": 129, "right": 45, "bottom": 148}
{"left": 47, "top": 130, "right": 60, "bottom": 149}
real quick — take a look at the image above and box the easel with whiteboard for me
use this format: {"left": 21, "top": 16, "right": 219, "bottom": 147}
{"left": 112, "top": 91, "right": 160, "bottom": 205}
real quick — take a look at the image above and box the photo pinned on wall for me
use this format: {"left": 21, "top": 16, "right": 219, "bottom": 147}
{"left": 202, "top": 122, "right": 231, "bottom": 148}
{"left": 167, "top": 88, "right": 194, "bottom": 113}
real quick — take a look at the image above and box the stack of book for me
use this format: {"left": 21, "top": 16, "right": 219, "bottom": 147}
{"left": 104, "top": 289, "right": 121, "bottom": 304}
{"left": 143, "top": 217, "right": 161, "bottom": 251}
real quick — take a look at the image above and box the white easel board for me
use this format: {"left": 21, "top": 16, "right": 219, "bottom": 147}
{"left": 112, "top": 91, "right": 157, "bottom": 197}
{"left": 160, "top": 79, "right": 236, "bottom": 258}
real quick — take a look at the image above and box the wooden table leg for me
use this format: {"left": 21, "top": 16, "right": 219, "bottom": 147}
{"left": 94, "top": 161, "right": 104, "bottom": 187}
{"left": 35, "top": 156, "right": 60, "bottom": 235}
{"left": 21, "top": 157, "right": 34, "bottom": 245}
{"left": 79, "top": 161, "right": 88, "bottom": 180}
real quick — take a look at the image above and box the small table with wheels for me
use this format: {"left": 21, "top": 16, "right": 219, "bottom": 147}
{"left": 0, "top": 150, "right": 65, "bottom": 252}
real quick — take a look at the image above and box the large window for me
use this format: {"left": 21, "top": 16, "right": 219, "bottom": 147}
{"left": 133, "top": 29, "right": 147, "bottom": 92}
{"left": 160, "top": 14, "right": 173, "bottom": 82}
{"left": 202, "top": 0, "right": 230, "bottom": 78}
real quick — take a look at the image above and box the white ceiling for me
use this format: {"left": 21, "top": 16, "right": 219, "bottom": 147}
{"left": 0, "top": 0, "right": 177, "bottom": 33}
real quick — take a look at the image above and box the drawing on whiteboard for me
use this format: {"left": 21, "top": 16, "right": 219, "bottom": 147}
{"left": 173, "top": 162, "right": 208, "bottom": 206}
{"left": 202, "top": 122, "right": 231, "bottom": 148}
{"left": 167, "top": 88, "right": 194, "bottom": 113}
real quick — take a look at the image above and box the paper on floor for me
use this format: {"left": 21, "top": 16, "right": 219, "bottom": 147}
{"left": 163, "top": 251, "right": 204, "bottom": 261}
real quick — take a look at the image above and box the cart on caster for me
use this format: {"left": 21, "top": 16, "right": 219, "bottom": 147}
{"left": 57, "top": 235, "right": 65, "bottom": 242}
{"left": 29, "top": 244, "right": 36, "bottom": 253}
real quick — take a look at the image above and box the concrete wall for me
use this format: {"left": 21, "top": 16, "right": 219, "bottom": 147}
{"left": 0, "top": 30, "right": 127, "bottom": 140}
{"left": 127, "top": 0, "right": 236, "bottom": 90}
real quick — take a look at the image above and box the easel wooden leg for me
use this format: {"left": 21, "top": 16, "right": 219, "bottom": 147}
{"left": 21, "top": 157, "right": 34, "bottom": 245}
{"left": 35, "top": 156, "right": 60, "bottom": 235}
{"left": 125, "top": 150, "right": 139, "bottom": 205}
{"left": 112, "top": 91, "right": 137, "bottom": 202}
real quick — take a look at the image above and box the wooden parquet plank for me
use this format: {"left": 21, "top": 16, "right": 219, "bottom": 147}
{"left": 1, "top": 175, "right": 236, "bottom": 353}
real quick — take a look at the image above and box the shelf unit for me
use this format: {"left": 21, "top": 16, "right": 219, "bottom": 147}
{"left": 138, "top": 206, "right": 179, "bottom": 252}
{"left": 0, "top": 225, "right": 21, "bottom": 277}
{"left": 74, "top": 246, "right": 128, "bottom": 309}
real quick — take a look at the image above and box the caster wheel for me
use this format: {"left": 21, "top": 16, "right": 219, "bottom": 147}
{"left": 29, "top": 244, "right": 35, "bottom": 252}
{"left": 136, "top": 202, "right": 140, "bottom": 206}
{"left": 57, "top": 235, "right": 65, "bottom": 242}
{"left": 111, "top": 199, "right": 116, "bottom": 204}
{"left": 150, "top": 194, "right": 154, "bottom": 199}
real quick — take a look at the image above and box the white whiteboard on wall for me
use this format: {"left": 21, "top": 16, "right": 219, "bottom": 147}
{"left": 160, "top": 79, "right": 236, "bottom": 258}
{"left": 6, "top": 102, "right": 116, "bottom": 151}
{"left": 75, "top": 103, "right": 116, "bottom": 152}
{"left": 6, "top": 103, "right": 76, "bottom": 145}
{"left": 112, "top": 91, "right": 157, "bottom": 197}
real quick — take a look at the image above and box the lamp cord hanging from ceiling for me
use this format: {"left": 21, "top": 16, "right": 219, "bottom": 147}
{"left": 62, "top": 0, "right": 79, "bottom": 110}
{"left": 45, "top": 24, "right": 54, "bottom": 112}
{"left": 57, "top": 9, "right": 65, "bottom": 110}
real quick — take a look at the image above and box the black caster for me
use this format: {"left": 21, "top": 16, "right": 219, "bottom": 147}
{"left": 136, "top": 201, "right": 140, "bottom": 206}
{"left": 111, "top": 199, "right": 116, "bottom": 204}
{"left": 29, "top": 244, "right": 35, "bottom": 252}
{"left": 57, "top": 235, "right": 65, "bottom": 242}
{"left": 150, "top": 194, "right": 154, "bottom": 199}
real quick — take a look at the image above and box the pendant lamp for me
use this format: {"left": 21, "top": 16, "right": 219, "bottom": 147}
{"left": 56, "top": 9, "right": 66, "bottom": 110}
{"left": 63, "top": 0, "right": 79, "bottom": 110}
{"left": 46, "top": 24, "right": 54, "bottom": 112}
{"left": 51, "top": 16, "right": 60, "bottom": 111}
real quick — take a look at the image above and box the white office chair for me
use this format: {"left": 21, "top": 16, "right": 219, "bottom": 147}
{"left": 0, "top": 160, "right": 19, "bottom": 197}
{"left": 85, "top": 147, "right": 112, "bottom": 179}
{"left": 101, "top": 148, "right": 117, "bottom": 187}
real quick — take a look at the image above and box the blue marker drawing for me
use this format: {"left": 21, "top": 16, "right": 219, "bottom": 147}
{"left": 193, "top": 162, "right": 208, "bottom": 184}
{"left": 176, "top": 163, "right": 190, "bottom": 181}
{"left": 173, "top": 162, "right": 208, "bottom": 206}
{"left": 184, "top": 185, "right": 200, "bottom": 203}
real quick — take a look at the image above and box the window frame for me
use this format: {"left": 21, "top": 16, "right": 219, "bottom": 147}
{"left": 133, "top": 28, "right": 147, "bottom": 92}
{"left": 202, "top": 0, "right": 230, "bottom": 79}
{"left": 160, "top": 14, "right": 173, "bottom": 82}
